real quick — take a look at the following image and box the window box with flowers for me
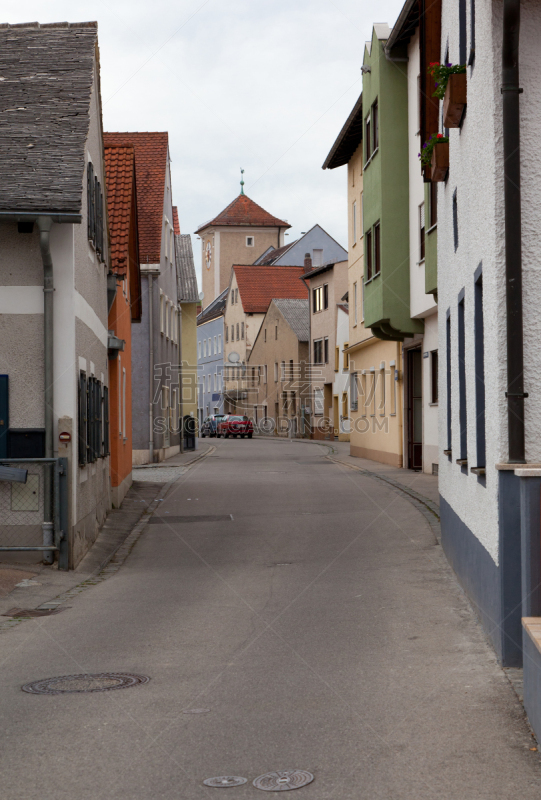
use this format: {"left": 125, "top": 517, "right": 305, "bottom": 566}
{"left": 428, "top": 62, "right": 467, "bottom": 128}
{"left": 419, "top": 133, "right": 449, "bottom": 182}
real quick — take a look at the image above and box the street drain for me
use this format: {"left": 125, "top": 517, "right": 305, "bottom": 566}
{"left": 3, "top": 607, "right": 68, "bottom": 618}
{"left": 21, "top": 672, "right": 150, "bottom": 695}
{"left": 183, "top": 707, "right": 211, "bottom": 714}
{"left": 253, "top": 771, "right": 314, "bottom": 792}
{"left": 203, "top": 777, "right": 247, "bottom": 788}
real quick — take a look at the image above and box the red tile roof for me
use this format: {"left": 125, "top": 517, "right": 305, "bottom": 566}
{"left": 104, "top": 145, "right": 135, "bottom": 274}
{"left": 196, "top": 194, "right": 291, "bottom": 233}
{"left": 104, "top": 132, "right": 168, "bottom": 263}
{"left": 234, "top": 265, "right": 307, "bottom": 314}
{"left": 172, "top": 206, "right": 180, "bottom": 235}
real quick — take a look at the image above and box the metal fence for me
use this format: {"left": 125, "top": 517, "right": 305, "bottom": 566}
{"left": 0, "top": 458, "right": 69, "bottom": 570}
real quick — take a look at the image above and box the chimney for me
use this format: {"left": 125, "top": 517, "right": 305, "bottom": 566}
{"left": 304, "top": 252, "right": 312, "bottom": 272}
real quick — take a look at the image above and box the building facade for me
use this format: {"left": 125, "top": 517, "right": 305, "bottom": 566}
{"left": 247, "top": 299, "right": 310, "bottom": 436}
{"left": 254, "top": 224, "right": 347, "bottom": 268}
{"left": 197, "top": 290, "right": 227, "bottom": 428}
{"left": 104, "top": 132, "right": 182, "bottom": 464}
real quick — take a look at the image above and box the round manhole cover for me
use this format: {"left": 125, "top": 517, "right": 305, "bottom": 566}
{"left": 253, "top": 771, "right": 314, "bottom": 792}
{"left": 203, "top": 777, "right": 247, "bottom": 788}
{"left": 22, "top": 672, "right": 150, "bottom": 695}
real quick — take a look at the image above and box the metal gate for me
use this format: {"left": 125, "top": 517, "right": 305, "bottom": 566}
{"left": 0, "top": 457, "right": 69, "bottom": 570}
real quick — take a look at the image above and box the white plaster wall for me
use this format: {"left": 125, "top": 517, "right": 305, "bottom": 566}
{"left": 438, "top": 0, "right": 505, "bottom": 563}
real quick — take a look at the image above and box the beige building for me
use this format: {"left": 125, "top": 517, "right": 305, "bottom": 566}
{"left": 223, "top": 265, "right": 307, "bottom": 414}
{"left": 247, "top": 299, "right": 310, "bottom": 436}
{"left": 323, "top": 93, "right": 404, "bottom": 466}
{"left": 175, "top": 231, "right": 199, "bottom": 429}
{"left": 304, "top": 259, "right": 348, "bottom": 440}
{"left": 196, "top": 191, "right": 290, "bottom": 310}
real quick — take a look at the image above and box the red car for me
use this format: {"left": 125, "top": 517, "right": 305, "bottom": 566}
{"left": 217, "top": 415, "right": 253, "bottom": 439}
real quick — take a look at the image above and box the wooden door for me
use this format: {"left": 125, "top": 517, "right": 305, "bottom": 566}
{"left": 407, "top": 349, "right": 423, "bottom": 470}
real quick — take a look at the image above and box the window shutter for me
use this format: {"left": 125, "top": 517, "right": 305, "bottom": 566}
{"left": 87, "top": 163, "right": 95, "bottom": 244}
{"left": 78, "top": 372, "right": 87, "bottom": 466}
{"left": 103, "top": 385, "right": 110, "bottom": 456}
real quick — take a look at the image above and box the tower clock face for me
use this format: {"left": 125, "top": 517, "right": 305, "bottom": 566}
{"left": 205, "top": 241, "right": 212, "bottom": 270}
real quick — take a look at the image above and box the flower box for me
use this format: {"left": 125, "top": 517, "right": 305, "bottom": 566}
{"left": 431, "top": 142, "right": 449, "bottom": 182}
{"left": 443, "top": 73, "right": 467, "bottom": 128}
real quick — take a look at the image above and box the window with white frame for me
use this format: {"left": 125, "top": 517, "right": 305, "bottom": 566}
{"left": 160, "top": 292, "right": 165, "bottom": 334}
{"left": 218, "top": 334, "right": 222, "bottom": 353}
{"left": 203, "top": 339, "right": 207, "bottom": 358}
{"left": 314, "top": 387, "right": 324, "bottom": 416}
{"left": 198, "top": 340, "right": 201, "bottom": 359}
{"left": 353, "top": 201, "right": 357, "bottom": 243}
{"left": 214, "top": 336, "right": 217, "bottom": 354}
{"left": 354, "top": 282, "right": 358, "bottom": 325}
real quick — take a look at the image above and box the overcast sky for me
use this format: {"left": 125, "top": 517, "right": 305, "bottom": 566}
{"left": 7, "top": 0, "right": 405, "bottom": 287}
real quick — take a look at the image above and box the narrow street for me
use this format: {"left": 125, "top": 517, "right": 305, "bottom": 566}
{"left": 1, "top": 439, "right": 540, "bottom": 799}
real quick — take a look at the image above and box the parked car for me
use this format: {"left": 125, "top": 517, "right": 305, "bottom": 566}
{"left": 201, "top": 414, "right": 226, "bottom": 438}
{"left": 217, "top": 415, "right": 253, "bottom": 439}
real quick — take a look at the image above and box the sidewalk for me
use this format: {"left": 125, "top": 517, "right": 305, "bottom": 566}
{"left": 0, "top": 442, "right": 213, "bottom": 628}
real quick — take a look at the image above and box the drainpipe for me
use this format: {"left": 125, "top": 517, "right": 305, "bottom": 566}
{"left": 502, "top": 0, "right": 525, "bottom": 463}
{"left": 148, "top": 273, "right": 154, "bottom": 463}
{"left": 37, "top": 216, "right": 54, "bottom": 564}
{"left": 179, "top": 304, "right": 184, "bottom": 454}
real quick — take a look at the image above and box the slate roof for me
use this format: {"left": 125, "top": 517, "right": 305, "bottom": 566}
{"left": 234, "top": 265, "right": 307, "bottom": 314}
{"left": 322, "top": 91, "right": 363, "bottom": 170}
{"left": 254, "top": 240, "right": 298, "bottom": 265}
{"left": 273, "top": 299, "right": 310, "bottom": 342}
{"left": 197, "top": 288, "right": 228, "bottom": 325}
{"left": 196, "top": 194, "right": 290, "bottom": 233}
{"left": 104, "top": 145, "right": 136, "bottom": 274}
{"left": 176, "top": 234, "right": 199, "bottom": 303}
{"left": 0, "top": 21, "right": 98, "bottom": 214}
{"left": 104, "top": 132, "right": 168, "bottom": 263}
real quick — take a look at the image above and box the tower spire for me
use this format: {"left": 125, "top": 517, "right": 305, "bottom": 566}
{"left": 240, "top": 168, "right": 245, "bottom": 195}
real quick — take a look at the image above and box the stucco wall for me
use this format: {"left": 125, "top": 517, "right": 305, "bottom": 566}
{"left": 197, "top": 314, "right": 224, "bottom": 420}
{"left": 274, "top": 225, "right": 347, "bottom": 267}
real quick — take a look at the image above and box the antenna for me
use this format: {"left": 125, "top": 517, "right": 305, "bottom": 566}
{"left": 240, "top": 168, "right": 245, "bottom": 195}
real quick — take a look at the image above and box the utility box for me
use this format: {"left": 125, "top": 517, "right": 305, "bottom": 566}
{"left": 8, "top": 429, "right": 45, "bottom": 458}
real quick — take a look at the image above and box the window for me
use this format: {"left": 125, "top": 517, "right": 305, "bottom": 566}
{"left": 274, "top": 362, "right": 278, "bottom": 382}
{"left": 218, "top": 334, "right": 222, "bottom": 353}
{"left": 352, "top": 201, "right": 357, "bottom": 243}
{"left": 379, "top": 364, "right": 385, "bottom": 415}
{"left": 246, "top": 236, "right": 254, "bottom": 246}
{"left": 343, "top": 345, "right": 350, "bottom": 371}
{"left": 289, "top": 360, "right": 294, "bottom": 380}
{"left": 374, "top": 222, "right": 381, "bottom": 275}
{"left": 264, "top": 328, "right": 267, "bottom": 342}
{"left": 459, "top": 0, "right": 467, "bottom": 64}
{"left": 390, "top": 363, "right": 397, "bottom": 416}
{"left": 366, "top": 229, "right": 372, "bottom": 280}
{"left": 213, "top": 336, "right": 217, "bottom": 354}
{"left": 360, "top": 372, "right": 367, "bottom": 417}
{"left": 87, "top": 161, "right": 104, "bottom": 261}
{"left": 431, "top": 350, "right": 439, "bottom": 404}
{"left": 365, "top": 112, "right": 371, "bottom": 161}
{"left": 236, "top": 323, "right": 239, "bottom": 341}
{"left": 203, "top": 339, "right": 207, "bottom": 358}
{"left": 314, "top": 387, "right": 324, "bottom": 416}
{"left": 474, "top": 269, "right": 485, "bottom": 469}
{"left": 458, "top": 296, "right": 467, "bottom": 461}
{"left": 372, "top": 99, "right": 379, "bottom": 151}
{"left": 429, "top": 181, "right": 438, "bottom": 228}
{"left": 446, "top": 312, "right": 452, "bottom": 451}
{"left": 280, "top": 361, "right": 286, "bottom": 381}
{"left": 275, "top": 325, "right": 278, "bottom": 340}
{"left": 263, "top": 364, "right": 268, "bottom": 384}
{"left": 335, "top": 346, "right": 339, "bottom": 372}
{"left": 160, "top": 293, "right": 165, "bottom": 334}
{"left": 231, "top": 325, "right": 234, "bottom": 341}
{"left": 350, "top": 373, "right": 358, "bottom": 410}
{"left": 324, "top": 337, "right": 329, "bottom": 364}
{"left": 313, "top": 339, "right": 323, "bottom": 364}
{"left": 469, "top": 0, "right": 476, "bottom": 66}
{"left": 453, "top": 189, "right": 459, "bottom": 251}
{"left": 235, "top": 289, "right": 239, "bottom": 304}
{"left": 354, "top": 282, "right": 358, "bottom": 325}
{"left": 78, "top": 372, "right": 108, "bottom": 465}
{"left": 225, "top": 327, "right": 229, "bottom": 343}
{"left": 313, "top": 286, "right": 325, "bottom": 313}
{"left": 419, "top": 203, "right": 425, "bottom": 261}
{"left": 342, "top": 392, "right": 348, "bottom": 421}
{"left": 198, "top": 341, "right": 202, "bottom": 359}
{"left": 360, "top": 192, "right": 364, "bottom": 234}
{"left": 370, "top": 370, "right": 376, "bottom": 416}
{"left": 241, "top": 322, "right": 244, "bottom": 340}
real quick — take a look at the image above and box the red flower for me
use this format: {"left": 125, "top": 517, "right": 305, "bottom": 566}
{"left": 437, "top": 133, "right": 443, "bottom": 138}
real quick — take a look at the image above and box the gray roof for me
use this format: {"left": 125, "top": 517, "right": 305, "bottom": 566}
{"left": 0, "top": 22, "right": 98, "bottom": 214}
{"left": 176, "top": 234, "right": 199, "bottom": 302}
{"left": 273, "top": 298, "right": 310, "bottom": 342}
{"left": 197, "top": 288, "right": 228, "bottom": 325}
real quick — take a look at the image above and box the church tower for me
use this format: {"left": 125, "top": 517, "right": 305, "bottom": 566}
{"left": 196, "top": 185, "right": 291, "bottom": 309}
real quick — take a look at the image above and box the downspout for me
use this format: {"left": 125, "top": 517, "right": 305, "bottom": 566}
{"left": 179, "top": 304, "right": 184, "bottom": 453}
{"left": 37, "top": 216, "right": 54, "bottom": 564}
{"left": 502, "top": 0, "right": 525, "bottom": 463}
{"left": 148, "top": 273, "right": 154, "bottom": 463}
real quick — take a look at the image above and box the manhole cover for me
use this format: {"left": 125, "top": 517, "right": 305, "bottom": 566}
{"left": 203, "top": 777, "right": 247, "bottom": 788}
{"left": 183, "top": 707, "right": 211, "bottom": 714}
{"left": 21, "top": 672, "right": 150, "bottom": 695}
{"left": 253, "top": 771, "right": 314, "bottom": 792}
{"left": 4, "top": 607, "right": 68, "bottom": 618}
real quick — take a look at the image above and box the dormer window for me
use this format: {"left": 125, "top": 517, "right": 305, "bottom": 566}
{"left": 246, "top": 236, "right": 254, "bottom": 247}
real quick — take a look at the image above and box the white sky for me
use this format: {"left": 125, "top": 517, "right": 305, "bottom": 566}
{"left": 6, "top": 0, "right": 405, "bottom": 287}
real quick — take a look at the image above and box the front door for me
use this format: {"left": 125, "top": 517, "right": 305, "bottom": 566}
{"left": 407, "top": 349, "right": 423, "bottom": 470}
{"left": 0, "top": 375, "right": 8, "bottom": 458}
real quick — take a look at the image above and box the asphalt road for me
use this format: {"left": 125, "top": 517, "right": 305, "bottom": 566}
{"left": 1, "top": 438, "right": 541, "bottom": 799}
